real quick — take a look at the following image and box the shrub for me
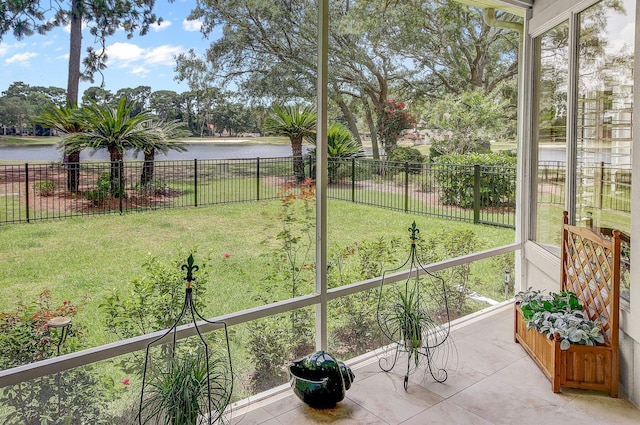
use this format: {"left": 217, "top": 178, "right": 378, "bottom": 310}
{"left": 85, "top": 172, "right": 111, "bottom": 204}
{"left": 100, "top": 250, "right": 210, "bottom": 341}
{"left": 0, "top": 290, "right": 81, "bottom": 367}
{"left": 33, "top": 179, "right": 56, "bottom": 196}
{"left": 0, "top": 291, "right": 106, "bottom": 424}
{"left": 377, "top": 99, "right": 415, "bottom": 152}
{"left": 433, "top": 153, "right": 516, "bottom": 208}
{"left": 388, "top": 146, "right": 425, "bottom": 169}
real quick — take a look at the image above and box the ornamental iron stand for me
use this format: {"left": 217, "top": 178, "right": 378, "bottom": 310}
{"left": 376, "top": 222, "right": 453, "bottom": 390}
{"left": 138, "top": 254, "right": 234, "bottom": 425}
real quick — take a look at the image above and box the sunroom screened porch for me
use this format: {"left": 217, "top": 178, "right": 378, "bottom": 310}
{"left": 2, "top": 0, "right": 640, "bottom": 422}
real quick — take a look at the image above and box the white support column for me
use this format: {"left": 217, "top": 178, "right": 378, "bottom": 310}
{"left": 516, "top": 8, "right": 533, "bottom": 292}
{"left": 565, "top": 12, "right": 579, "bottom": 224}
{"left": 315, "top": 0, "right": 329, "bottom": 351}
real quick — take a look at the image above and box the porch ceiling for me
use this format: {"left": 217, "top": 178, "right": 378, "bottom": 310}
{"left": 453, "top": 0, "right": 532, "bottom": 16}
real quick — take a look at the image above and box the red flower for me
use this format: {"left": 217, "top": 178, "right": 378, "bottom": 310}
{"left": 223, "top": 253, "right": 231, "bottom": 258}
{"left": 121, "top": 378, "right": 130, "bottom": 386}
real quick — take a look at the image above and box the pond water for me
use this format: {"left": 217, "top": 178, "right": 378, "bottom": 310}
{"left": 0, "top": 142, "right": 598, "bottom": 164}
{"left": 0, "top": 142, "right": 310, "bottom": 162}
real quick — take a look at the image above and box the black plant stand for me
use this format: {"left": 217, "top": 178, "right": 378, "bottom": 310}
{"left": 138, "top": 254, "right": 233, "bottom": 424}
{"left": 376, "top": 222, "right": 453, "bottom": 390}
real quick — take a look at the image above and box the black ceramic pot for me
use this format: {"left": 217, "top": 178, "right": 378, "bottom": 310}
{"left": 289, "top": 351, "right": 355, "bottom": 409}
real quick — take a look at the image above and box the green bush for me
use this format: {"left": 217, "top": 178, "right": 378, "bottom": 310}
{"left": 33, "top": 179, "right": 56, "bottom": 196}
{"left": 386, "top": 147, "right": 425, "bottom": 175}
{"left": 388, "top": 147, "right": 425, "bottom": 165}
{"left": 433, "top": 153, "right": 516, "bottom": 208}
{"left": 85, "top": 173, "right": 111, "bottom": 204}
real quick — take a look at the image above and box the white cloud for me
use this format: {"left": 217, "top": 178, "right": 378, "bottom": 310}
{"left": 144, "top": 45, "right": 184, "bottom": 66}
{"left": 153, "top": 20, "right": 172, "bottom": 32}
{"left": 0, "top": 45, "right": 9, "bottom": 57}
{"left": 130, "top": 66, "right": 149, "bottom": 76}
{"left": 5, "top": 52, "right": 37, "bottom": 65}
{"left": 104, "top": 42, "right": 185, "bottom": 75}
{"left": 183, "top": 19, "right": 202, "bottom": 32}
{"left": 106, "top": 42, "right": 145, "bottom": 64}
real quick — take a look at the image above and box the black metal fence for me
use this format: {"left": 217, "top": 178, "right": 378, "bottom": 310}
{"left": 537, "top": 161, "right": 631, "bottom": 213}
{"left": 1, "top": 157, "right": 520, "bottom": 227}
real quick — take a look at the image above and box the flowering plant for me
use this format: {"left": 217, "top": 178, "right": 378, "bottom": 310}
{"left": 377, "top": 99, "right": 415, "bottom": 153}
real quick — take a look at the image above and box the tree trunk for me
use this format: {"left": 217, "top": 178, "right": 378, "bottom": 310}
{"left": 362, "top": 98, "right": 380, "bottom": 159}
{"left": 291, "top": 137, "right": 305, "bottom": 182}
{"left": 108, "top": 146, "right": 125, "bottom": 197}
{"left": 336, "top": 96, "right": 362, "bottom": 146}
{"left": 141, "top": 149, "right": 155, "bottom": 186}
{"left": 64, "top": 0, "right": 83, "bottom": 193}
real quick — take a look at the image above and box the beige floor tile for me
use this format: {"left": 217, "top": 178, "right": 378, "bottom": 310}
{"left": 447, "top": 376, "right": 568, "bottom": 424}
{"left": 452, "top": 335, "right": 523, "bottom": 376}
{"left": 412, "top": 364, "right": 488, "bottom": 399}
{"left": 274, "top": 397, "right": 387, "bottom": 425}
{"left": 400, "top": 400, "right": 493, "bottom": 425}
{"left": 490, "top": 357, "right": 578, "bottom": 406}
{"left": 560, "top": 393, "right": 640, "bottom": 425}
{"left": 262, "top": 393, "right": 306, "bottom": 418}
{"left": 347, "top": 370, "right": 443, "bottom": 424}
{"left": 230, "top": 407, "right": 276, "bottom": 425}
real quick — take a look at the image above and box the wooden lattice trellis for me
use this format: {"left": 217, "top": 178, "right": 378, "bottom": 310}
{"left": 561, "top": 212, "right": 621, "bottom": 346}
{"left": 515, "top": 211, "right": 621, "bottom": 397}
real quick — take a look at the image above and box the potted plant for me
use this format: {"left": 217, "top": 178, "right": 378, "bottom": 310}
{"left": 140, "top": 350, "right": 231, "bottom": 425}
{"left": 388, "top": 290, "right": 431, "bottom": 365}
{"left": 516, "top": 289, "right": 604, "bottom": 350}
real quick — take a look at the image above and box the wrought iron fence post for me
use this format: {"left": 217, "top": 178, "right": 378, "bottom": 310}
{"left": 349, "top": 158, "right": 355, "bottom": 203}
{"left": 598, "top": 161, "right": 605, "bottom": 209}
{"left": 473, "top": 164, "right": 480, "bottom": 224}
{"left": 194, "top": 159, "right": 198, "bottom": 207}
{"left": 404, "top": 162, "right": 410, "bottom": 213}
{"left": 119, "top": 160, "right": 124, "bottom": 214}
{"left": 25, "top": 163, "right": 30, "bottom": 223}
{"left": 256, "top": 157, "right": 260, "bottom": 201}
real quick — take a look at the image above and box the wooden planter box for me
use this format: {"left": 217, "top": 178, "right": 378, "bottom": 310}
{"left": 514, "top": 304, "right": 617, "bottom": 396}
{"left": 514, "top": 212, "right": 620, "bottom": 397}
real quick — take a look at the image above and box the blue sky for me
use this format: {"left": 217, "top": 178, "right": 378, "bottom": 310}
{"left": 0, "top": 0, "right": 218, "bottom": 96}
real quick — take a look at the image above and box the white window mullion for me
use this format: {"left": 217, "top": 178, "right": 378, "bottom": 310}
{"left": 566, "top": 12, "right": 580, "bottom": 224}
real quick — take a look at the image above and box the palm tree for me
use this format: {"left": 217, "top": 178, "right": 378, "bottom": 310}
{"left": 134, "top": 120, "right": 187, "bottom": 186}
{"left": 308, "top": 123, "right": 364, "bottom": 183}
{"left": 32, "top": 102, "right": 84, "bottom": 192}
{"left": 61, "top": 98, "right": 183, "bottom": 196}
{"left": 263, "top": 104, "right": 316, "bottom": 182}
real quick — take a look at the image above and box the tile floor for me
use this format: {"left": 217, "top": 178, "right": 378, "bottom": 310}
{"left": 228, "top": 303, "right": 640, "bottom": 425}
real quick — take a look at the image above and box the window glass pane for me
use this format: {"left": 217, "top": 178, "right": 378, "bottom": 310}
{"left": 577, "top": 0, "right": 634, "bottom": 300}
{"left": 532, "top": 21, "right": 569, "bottom": 250}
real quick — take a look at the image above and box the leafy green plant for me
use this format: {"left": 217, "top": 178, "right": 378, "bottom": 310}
{"left": 101, "top": 250, "right": 210, "bottom": 340}
{"left": 418, "top": 228, "right": 479, "bottom": 318}
{"left": 386, "top": 290, "right": 432, "bottom": 365}
{"left": 33, "top": 179, "right": 56, "bottom": 196}
{"left": 247, "top": 182, "right": 316, "bottom": 391}
{"left": 0, "top": 291, "right": 107, "bottom": 425}
{"left": 308, "top": 123, "right": 364, "bottom": 183}
{"left": 516, "top": 289, "right": 582, "bottom": 321}
{"left": 141, "top": 350, "right": 230, "bottom": 425}
{"left": 0, "top": 290, "right": 81, "bottom": 367}
{"left": 515, "top": 289, "right": 604, "bottom": 350}
{"left": 388, "top": 147, "right": 425, "bottom": 174}
{"left": 433, "top": 153, "right": 516, "bottom": 208}
{"left": 327, "top": 240, "right": 398, "bottom": 357}
{"left": 85, "top": 172, "right": 111, "bottom": 204}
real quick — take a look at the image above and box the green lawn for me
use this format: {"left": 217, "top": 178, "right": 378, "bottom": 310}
{"left": 0, "top": 199, "right": 515, "bottom": 348}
